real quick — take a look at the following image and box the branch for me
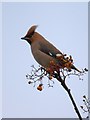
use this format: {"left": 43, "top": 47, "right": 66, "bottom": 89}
{"left": 54, "top": 70, "right": 82, "bottom": 120}
{"left": 80, "top": 95, "right": 90, "bottom": 118}
{"left": 26, "top": 64, "right": 88, "bottom": 120}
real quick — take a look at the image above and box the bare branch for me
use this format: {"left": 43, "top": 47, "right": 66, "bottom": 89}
{"left": 25, "top": 63, "right": 88, "bottom": 119}
{"left": 80, "top": 96, "right": 90, "bottom": 118}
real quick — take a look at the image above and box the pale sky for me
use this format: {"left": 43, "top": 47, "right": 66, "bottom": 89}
{"left": 2, "top": 2, "right": 88, "bottom": 118}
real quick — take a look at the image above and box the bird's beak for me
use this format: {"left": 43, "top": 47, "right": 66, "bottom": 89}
{"left": 21, "top": 36, "right": 30, "bottom": 41}
{"left": 21, "top": 37, "right": 26, "bottom": 40}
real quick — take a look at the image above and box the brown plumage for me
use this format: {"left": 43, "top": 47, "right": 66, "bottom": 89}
{"left": 21, "top": 25, "right": 81, "bottom": 72}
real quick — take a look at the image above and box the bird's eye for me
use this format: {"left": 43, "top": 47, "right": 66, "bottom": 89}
{"left": 29, "top": 34, "right": 33, "bottom": 38}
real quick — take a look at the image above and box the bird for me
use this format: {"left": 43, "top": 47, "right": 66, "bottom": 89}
{"left": 21, "top": 25, "right": 81, "bottom": 73}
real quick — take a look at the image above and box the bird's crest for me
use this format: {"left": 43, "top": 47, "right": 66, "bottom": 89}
{"left": 26, "top": 25, "right": 38, "bottom": 37}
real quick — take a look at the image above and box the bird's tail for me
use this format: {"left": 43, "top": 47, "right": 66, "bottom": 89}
{"left": 71, "top": 65, "right": 81, "bottom": 73}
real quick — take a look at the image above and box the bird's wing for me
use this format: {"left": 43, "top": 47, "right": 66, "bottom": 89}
{"left": 38, "top": 40, "right": 69, "bottom": 67}
{"left": 39, "top": 40, "right": 63, "bottom": 58}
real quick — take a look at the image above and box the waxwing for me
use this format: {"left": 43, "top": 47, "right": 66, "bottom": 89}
{"left": 21, "top": 25, "right": 81, "bottom": 72}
